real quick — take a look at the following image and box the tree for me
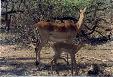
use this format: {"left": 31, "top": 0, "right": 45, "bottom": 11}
{"left": 1, "top": 0, "right": 112, "bottom": 45}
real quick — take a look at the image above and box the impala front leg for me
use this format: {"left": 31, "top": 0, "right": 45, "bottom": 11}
{"left": 70, "top": 53, "right": 75, "bottom": 76}
{"left": 35, "top": 44, "right": 42, "bottom": 65}
{"left": 70, "top": 52, "right": 78, "bottom": 76}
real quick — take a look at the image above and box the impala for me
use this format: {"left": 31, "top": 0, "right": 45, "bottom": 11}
{"left": 51, "top": 41, "right": 85, "bottom": 75}
{"left": 34, "top": 8, "right": 87, "bottom": 65}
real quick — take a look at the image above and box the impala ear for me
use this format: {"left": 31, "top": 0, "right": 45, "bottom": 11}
{"left": 80, "top": 7, "right": 87, "bottom": 13}
{"left": 83, "top": 7, "right": 87, "bottom": 11}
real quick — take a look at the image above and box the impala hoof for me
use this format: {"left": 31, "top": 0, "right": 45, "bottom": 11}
{"left": 36, "top": 61, "right": 40, "bottom": 66}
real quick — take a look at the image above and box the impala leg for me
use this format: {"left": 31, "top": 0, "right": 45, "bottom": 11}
{"left": 51, "top": 45, "right": 62, "bottom": 74}
{"left": 70, "top": 53, "right": 74, "bottom": 75}
{"left": 51, "top": 50, "right": 61, "bottom": 66}
{"left": 59, "top": 57, "right": 69, "bottom": 65}
{"left": 72, "top": 54, "right": 79, "bottom": 75}
{"left": 51, "top": 44, "right": 62, "bottom": 65}
{"left": 35, "top": 44, "right": 42, "bottom": 65}
{"left": 73, "top": 57, "right": 78, "bottom": 75}
{"left": 51, "top": 52, "right": 60, "bottom": 75}
{"left": 66, "top": 53, "right": 69, "bottom": 65}
{"left": 70, "top": 53, "right": 77, "bottom": 76}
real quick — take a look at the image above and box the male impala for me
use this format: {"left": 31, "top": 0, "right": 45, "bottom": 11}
{"left": 34, "top": 8, "right": 86, "bottom": 65}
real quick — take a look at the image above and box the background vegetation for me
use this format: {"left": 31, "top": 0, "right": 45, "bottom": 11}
{"left": 0, "top": 0, "right": 113, "bottom": 76}
{"left": 1, "top": 0, "right": 113, "bottom": 45}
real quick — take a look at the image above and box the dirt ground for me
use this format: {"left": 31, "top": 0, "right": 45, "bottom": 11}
{"left": 0, "top": 32, "right": 113, "bottom": 76}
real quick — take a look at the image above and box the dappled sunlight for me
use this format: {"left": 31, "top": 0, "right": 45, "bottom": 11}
{"left": 1, "top": 0, "right": 113, "bottom": 76}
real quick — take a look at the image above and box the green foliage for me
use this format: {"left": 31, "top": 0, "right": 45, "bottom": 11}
{"left": 63, "top": 0, "right": 93, "bottom": 8}
{"left": 40, "top": 0, "right": 94, "bottom": 17}
{"left": 49, "top": 0, "right": 93, "bottom": 9}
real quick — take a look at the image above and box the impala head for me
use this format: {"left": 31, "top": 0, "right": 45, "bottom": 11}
{"left": 80, "top": 7, "right": 87, "bottom": 14}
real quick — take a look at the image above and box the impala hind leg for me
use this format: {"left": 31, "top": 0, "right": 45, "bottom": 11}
{"left": 50, "top": 52, "right": 60, "bottom": 75}
{"left": 51, "top": 51, "right": 60, "bottom": 66}
{"left": 51, "top": 45, "right": 61, "bottom": 74}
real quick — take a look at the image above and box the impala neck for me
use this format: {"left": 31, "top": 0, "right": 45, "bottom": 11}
{"left": 76, "top": 7, "right": 86, "bottom": 33}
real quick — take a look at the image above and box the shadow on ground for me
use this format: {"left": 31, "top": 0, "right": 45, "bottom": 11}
{"left": 0, "top": 57, "right": 112, "bottom": 76}
{"left": 0, "top": 57, "right": 35, "bottom": 76}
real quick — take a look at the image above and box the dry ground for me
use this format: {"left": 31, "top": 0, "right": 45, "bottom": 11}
{"left": 0, "top": 32, "right": 113, "bottom": 76}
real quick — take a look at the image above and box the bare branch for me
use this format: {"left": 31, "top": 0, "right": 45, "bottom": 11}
{"left": 1, "top": 10, "right": 24, "bottom": 15}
